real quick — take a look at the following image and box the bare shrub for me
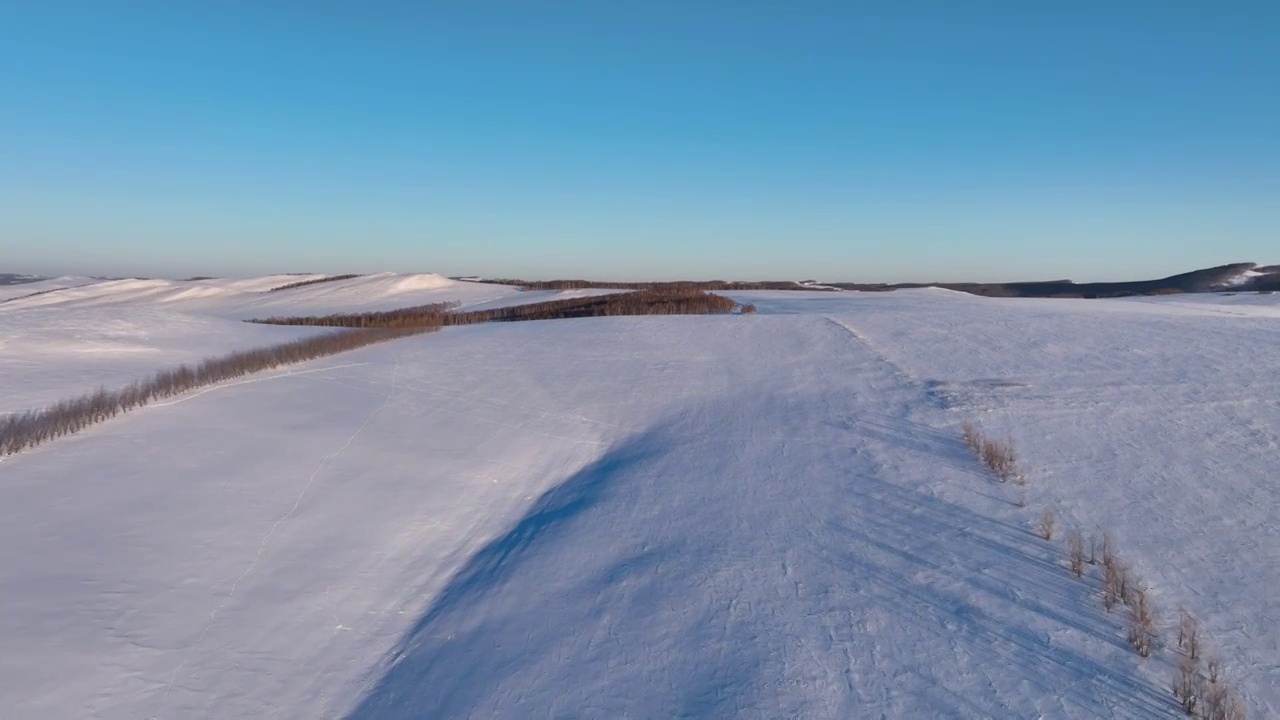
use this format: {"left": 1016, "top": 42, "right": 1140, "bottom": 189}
{"left": 1036, "top": 506, "right": 1056, "bottom": 540}
{"left": 1066, "top": 530, "right": 1085, "bottom": 578}
{"left": 1087, "top": 533, "right": 1100, "bottom": 565}
{"left": 1126, "top": 585, "right": 1157, "bottom": 657}
{"left": 739, "top": 303, "right": 757, "bottom": 314}
{"left": 959, "top": 422, "right": 1021, "bottom": 483}
{"left": 980, "top": 436, "right": 1018, "bottom": 482}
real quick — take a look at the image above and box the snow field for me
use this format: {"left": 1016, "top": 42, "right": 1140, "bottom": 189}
{"left": 0, "top": 284, "right": 1276, "bottom": 717}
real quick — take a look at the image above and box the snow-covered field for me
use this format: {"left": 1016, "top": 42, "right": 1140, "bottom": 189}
{"left": 0, "top": 279, "right": 1276, "bottom": 718}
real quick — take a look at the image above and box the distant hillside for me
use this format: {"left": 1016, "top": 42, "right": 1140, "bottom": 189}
{"left": 472, "top": 263, "right": 1278, "bottom": 299}
{"left": 0, "top": 273, "right": 46, "bottom": 286}
{"left": 829, "top": 262, "right": 1280, "bottom": 298}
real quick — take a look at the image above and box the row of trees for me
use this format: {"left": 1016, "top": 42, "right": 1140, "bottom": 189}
{"left": 0, "top": 285, "right": 71, "bottom": 305}
{"left": 961, "top": 420, "right": 1248, "bottom": 718}
{"left": 1060, "top": 524, "right": 1246, "bottom": 718}
{"left": 253, "top": 301, "right": 460, "bottom": 328}
{"left": 0, "top": 327, "right": 430, "bottom": 457}
{"left": 4, "top": 288, "right": 745, "bottom": 456}
{"left": 268, "top": 274, "right": 362, "bottom": 292}
{"left": 485, "top": 278, "right": 813, "bottom": 291}
{"left": 251, "top": 288, "right": 740, "bottom": 329}
{"left": 446, "top": 287, "right": 738, "bottom": 322}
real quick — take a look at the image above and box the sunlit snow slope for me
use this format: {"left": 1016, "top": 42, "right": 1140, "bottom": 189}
{"left": 0, "top": 288, "right": 1277, "bottom": 718}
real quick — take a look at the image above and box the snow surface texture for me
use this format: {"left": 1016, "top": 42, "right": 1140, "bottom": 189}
{"left": 1, "top": 282, "right": 1277, "bottom": 718}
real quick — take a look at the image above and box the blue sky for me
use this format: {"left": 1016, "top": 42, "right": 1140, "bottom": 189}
{"left": 2, "top": 2, "right": 1277, "bottom": 281}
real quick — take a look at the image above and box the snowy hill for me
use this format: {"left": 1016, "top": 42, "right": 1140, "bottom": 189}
{"left": 0, "top": 274, "right": 523, "bottom": 412}
{"left": 0, "top": 275, "right": 100, "bottom": 302}
{"left": 1, "top": 283, "right": 1277, "bottom": 718}
{"left": 0, "top": 272, "right": 519, "bottom": 317}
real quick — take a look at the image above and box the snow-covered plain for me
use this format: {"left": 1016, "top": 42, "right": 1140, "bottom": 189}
{"left": 0, "top": 280, "right": 1277, "bottom": 718}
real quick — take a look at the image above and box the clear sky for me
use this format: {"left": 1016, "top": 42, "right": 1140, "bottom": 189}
{"left": 2, "top": 2, "right": 1277, "bottom": 281}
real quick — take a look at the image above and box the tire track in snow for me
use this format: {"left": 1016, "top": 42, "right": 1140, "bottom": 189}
{"left": 153, "top": 351, "right": 403, "bottom": 718}
{"left": 823, "top": 316, "right": 925, "bottom": 392}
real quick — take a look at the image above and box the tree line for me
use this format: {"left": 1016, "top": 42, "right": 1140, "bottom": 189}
{"left": 485, "top": 279, "right": 812, "bottom": 291}
{"left": 2, "top": 288, "right": 743, "bottom": 457}
{"left": 250, "top": 288, "right": 739, "bottom": 329}
{"left": 0, "top": 327, "right": 431, "bottom": 457}
{"left": 268, "top": 274, "right": 363, "bottom": 292}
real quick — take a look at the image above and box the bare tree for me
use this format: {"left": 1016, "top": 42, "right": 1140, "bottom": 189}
{"left": 1172, "top": 652, "right": 1200, "bottom": 715}
{"left": 1126, "top": 585, "right": 1157, "bottom": 657}
{"left": 1179, "top": 609, "right": 1200, "bottom": 660}
{"left": 1066, "top": 530, "right": 1085, "bottom": 578}
{"left": 1199, "top": 654, "right": 1248, "bottom": 720}
{"left": 1204, "top": 681, "right": 1247, "bottom": 720}
{"left": 1100, "top": 530, "right": 1117, "bottom": 571}
{"left": 1103, "top": 556, "right": 1128, "bottom": 612}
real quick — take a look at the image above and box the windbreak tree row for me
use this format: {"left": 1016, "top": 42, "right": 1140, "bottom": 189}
{"left": 0, "top": 327, "right": 431, "bottom": 457}
{"left": 447, "top": 287, "right": 737, "bottom": 322}
{"left": 251, "top": 301, "right": 460, "bottom": 328}
{"left": 3, "top": 289, "right": 741, "bottom": 457}
{"left": 487, "top": 279, "right": 812, "bottom": 291}
{"left": 268, "top": 274, "right": 362, "bottom": 292}
{"left": 250, "top": 288, "right": 739, "bottom": 329}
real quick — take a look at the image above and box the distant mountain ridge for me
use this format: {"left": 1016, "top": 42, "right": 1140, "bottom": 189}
{"left": 829, "top": 262, "right": 1280, "bottom": 298}
{"left": 481, "top": 263, "right": 1279, "bottom": 299}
